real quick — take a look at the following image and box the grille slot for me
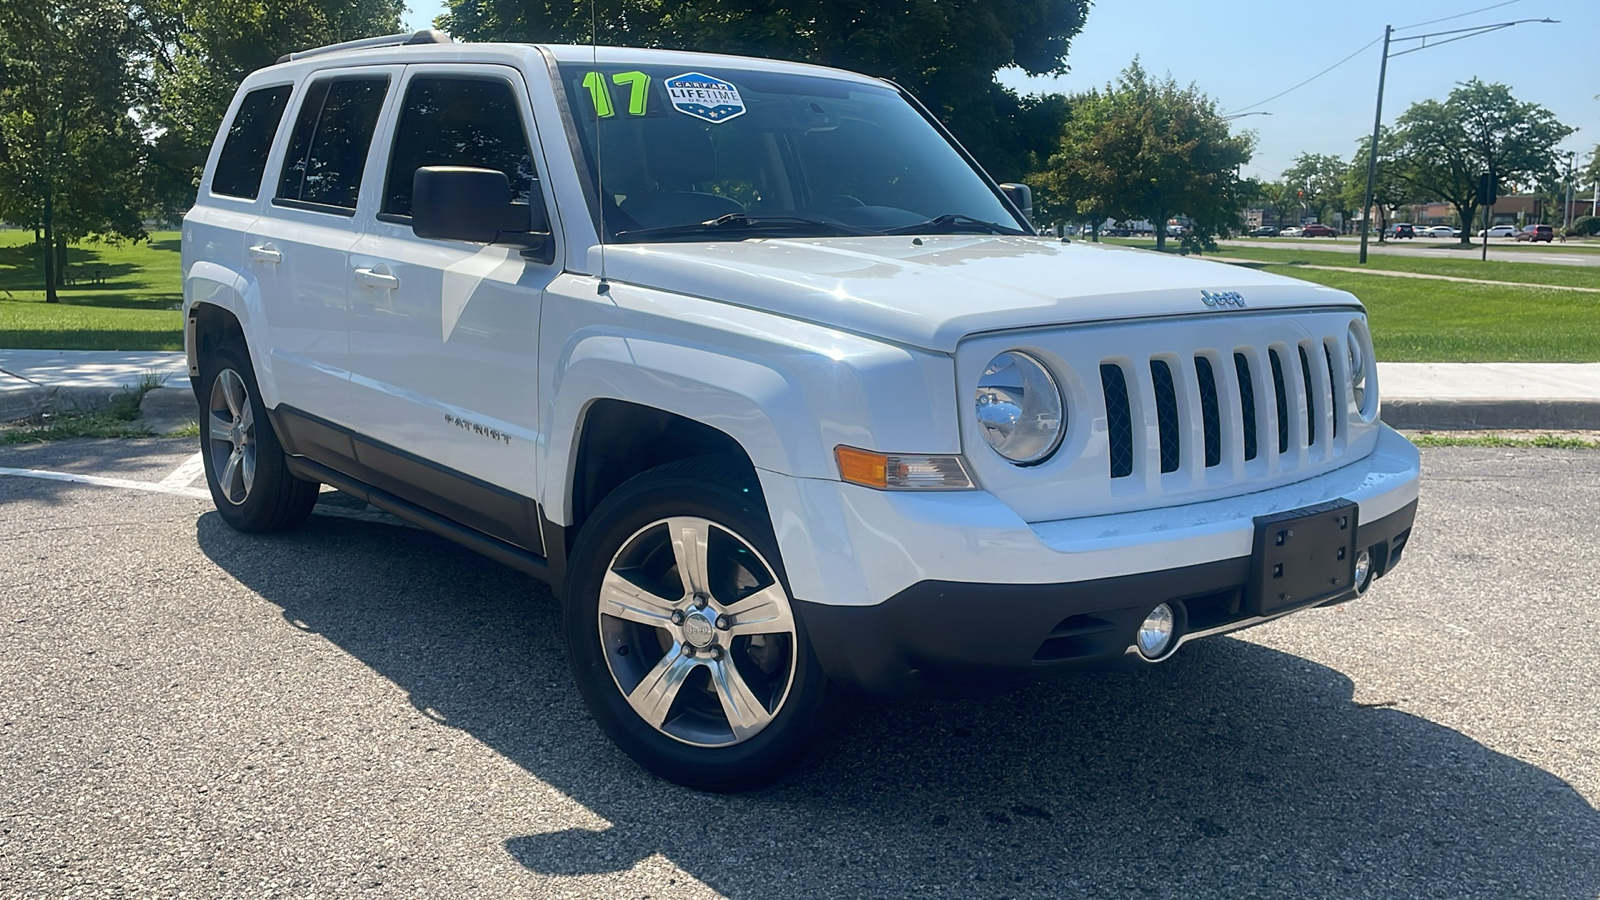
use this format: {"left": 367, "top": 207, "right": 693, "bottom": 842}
{"left": 1298, "top": 344, "right": 1317, "bottom": 447}
{"left": 1268, "top": 349, "right": 1290, "bottom": 454}
{"left": 1195, "top": 356, "right": 1222, "bottom": 468}
{"left": 1150, "top": 360, "right": 1181, "bottom": 473}
{"left": 1234, "top": 352, "right": 1258, "bottom": 462}
{"left": 1324, "top": 343, "right": 1340, "bottom": 439}
{"left": 1100, "top": 364, "right": 1134, "bottom": 478}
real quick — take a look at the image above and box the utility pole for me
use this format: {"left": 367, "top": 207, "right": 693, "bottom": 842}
{"left": 1359, "top": 25, "right": 1392, "bottom": 265}
{"left": 1356, "top": 17, "right": 1557, "bottom": 264}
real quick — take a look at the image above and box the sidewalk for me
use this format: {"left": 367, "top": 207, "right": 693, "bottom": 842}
{"left": 4, "top": 349, "right": 1600, "bottom": 431}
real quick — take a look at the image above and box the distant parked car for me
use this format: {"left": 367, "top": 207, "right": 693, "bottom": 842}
{"left": 1280, "top": 226, "right": 1304, "bottom": 237}
{"left": 1249, "top": 225, "right": 1279, "bottom": 237}
{"left": 1390, "top": 224, "right": 1415, "bottom": 239}
{"left": 1422, "top": 225, "right": 1459, "bottom": 239}
{"left": 1479, "top": 225, "right": 1517, "bottom": 238}
{"left": 1515, "top": 224, "right": 1553, "bottom": 243}
{"left": 1301, "top": 223, "right": 1338, "bottom": 237}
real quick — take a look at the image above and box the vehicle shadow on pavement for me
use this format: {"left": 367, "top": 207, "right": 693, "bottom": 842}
{"left": 198, "top": 509, "right": 1600, "bottom": 899}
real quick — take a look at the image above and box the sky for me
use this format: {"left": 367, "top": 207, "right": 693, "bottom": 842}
{"left": 401, "top": 0, "right": 1600, "bottom": 183}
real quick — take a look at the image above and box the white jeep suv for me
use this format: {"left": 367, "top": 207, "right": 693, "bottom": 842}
{"left": 182, "top": 32, "right": 1421, "bottom": 791}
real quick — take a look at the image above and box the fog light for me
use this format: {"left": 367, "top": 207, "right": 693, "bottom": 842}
{"left": 1354, "top": 548, "right": 1373, "bottom": 592}
{"left": 1135, "top": 603, "right": 1176, "bottom": 659}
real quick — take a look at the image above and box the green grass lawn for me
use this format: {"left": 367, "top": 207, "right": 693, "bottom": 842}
{"left": 0, "top": 229, "right": 183, "bottom": 350}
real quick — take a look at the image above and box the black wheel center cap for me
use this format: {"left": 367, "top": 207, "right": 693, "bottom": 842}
{"left": 682, "top": 612, "right": 715, "bottom": 648}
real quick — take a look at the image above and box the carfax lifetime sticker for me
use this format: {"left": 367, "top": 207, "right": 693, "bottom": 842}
{"left": 665, "top": 72, "right": 746, "bottom": 123}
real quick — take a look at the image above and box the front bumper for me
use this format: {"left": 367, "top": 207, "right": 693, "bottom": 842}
{"left": 757, "top": 426, "right": 1421, "bottom": 694}
{"left": 797, "top": 499, "right": 1415, "bottom": 694}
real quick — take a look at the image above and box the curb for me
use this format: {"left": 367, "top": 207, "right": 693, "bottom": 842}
{"left": 1, "top": 384, "right": 195, "bottom": 427}
{"left": 1382, "top": 399, "right": 1600, "bottom": 431}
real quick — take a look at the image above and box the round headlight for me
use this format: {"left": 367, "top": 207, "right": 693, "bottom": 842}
{"left": 975, "top": 351, "right": 1065, "bottom": 464}
{"left": 1347, "top": 322, "right": 1374, "bottom": 420}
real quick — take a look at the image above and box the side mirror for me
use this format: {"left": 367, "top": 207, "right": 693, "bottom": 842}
{"left": 412, "top": 166, "right": 549, "bottom": 248}
{"left": 999, "top": 182, "right": 1034, "bottom": 227}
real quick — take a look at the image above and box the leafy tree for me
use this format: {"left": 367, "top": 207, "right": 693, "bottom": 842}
{"left": 1344, "top": 129, "right": 1414, "bottom": 241}
{"left": 438, "top": 0, "right": 1090, "bottom": 182}
{"left": 0, "top": 0, "right": 148, "bottom": 301}
{"left": 140, "top": 0, "right": 404, "bottom": 215}
{"left": 1032, "top": 60, "right": 1253, "bottom": 252}
{"left": 1281, "top": 153, "right": 1348, "bottom": 227}
{"left": 1393, "top": 79, "right": 1573, "bottom": 246}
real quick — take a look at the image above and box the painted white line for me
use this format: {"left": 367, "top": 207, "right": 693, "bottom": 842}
{"left": 158, "top": 451, "right": 207, "bottom": 488}
{"left": 0, "top": 466, "right": 210, "bottom": 500}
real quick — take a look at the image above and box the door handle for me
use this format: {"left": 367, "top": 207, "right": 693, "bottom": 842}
{"left": 354, "top": 266, "right": 400, "bottom": 290}
{"left": 248, "top": 245, "right": 282, "bottom": 264}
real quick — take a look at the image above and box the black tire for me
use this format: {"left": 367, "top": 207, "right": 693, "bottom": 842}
{"left": 564, "top": 457, "right": 829, "bottom": 792}
{"left": 199, "top": 337, "right": 319, "bottom": 533}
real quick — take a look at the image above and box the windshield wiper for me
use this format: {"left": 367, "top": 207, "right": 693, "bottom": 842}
{"left": 613, "top": 213, "right": 878, "bottom": 242}
{"left": 883, "top": 214, "right": 1023, "bottom": 236}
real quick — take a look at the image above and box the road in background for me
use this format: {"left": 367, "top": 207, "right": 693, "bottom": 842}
{"left": 1218, "top": 238, "right": 1600, "bottom": 268}
{"left": 2, "top": 439, "right": 1597, "bottom": 898}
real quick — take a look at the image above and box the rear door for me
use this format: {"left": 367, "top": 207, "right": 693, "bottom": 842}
{"left": 248, "top": 67, "right": 398, "bottom": 433}
{"left": 345, "top": 64, "right": 558, "bottom": 551}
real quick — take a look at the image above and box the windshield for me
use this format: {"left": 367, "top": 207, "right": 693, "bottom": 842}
{"left": 556, "top": 63, "right": 1027, "bottom": 242}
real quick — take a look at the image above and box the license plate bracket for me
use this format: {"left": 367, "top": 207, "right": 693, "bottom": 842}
{"left": 1247, "top": 499, "right": 1359, "bottom": 616}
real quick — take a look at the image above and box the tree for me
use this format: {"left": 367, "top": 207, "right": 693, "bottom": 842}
{"left": 438, "top": 0, "right": 1090, "bottom": 182}
{"left": 1344, "top": 129, "right": 1414, "bottom": 242}
{"left": 1281, "top": 153, "right": 1348, "bottom": 228}
{"left": 1393, "top": 79, "right": 1573, "bottom": 246}
{"left": 1032, "top": 60, "right": 1253, "bottom": 252}
{"left": 0, "top": 0, "right": 148, "bottom": 301}
{"left": 140, "top": 0, "right": 405, "bottom": 216}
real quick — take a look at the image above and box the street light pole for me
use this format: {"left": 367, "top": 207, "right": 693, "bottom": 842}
{"left": 1358, "top": 25, "right": 1392, "bottom": 264}
{"left": 1356, "top": 18, "right": 1557, "bottom": 264}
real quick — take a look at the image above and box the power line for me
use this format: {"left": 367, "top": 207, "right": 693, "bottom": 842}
{"left": 1226, "top": 36, "right": 1381, "bottom": 114}
{"left": 1396, "top": 0, "right": 1524, "bottom": 33}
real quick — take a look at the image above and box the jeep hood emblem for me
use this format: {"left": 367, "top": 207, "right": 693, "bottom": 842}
{"left": 1201, "top": 290, "right": 1246, "bottom": 309}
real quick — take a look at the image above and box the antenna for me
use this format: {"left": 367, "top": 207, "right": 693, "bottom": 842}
{"left": 592, "top": 0, "right": 609, "bottom": 295}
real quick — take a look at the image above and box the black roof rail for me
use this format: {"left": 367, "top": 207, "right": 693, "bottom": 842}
{"left": 275, "top": 30, "right": 451, "bottom": 65}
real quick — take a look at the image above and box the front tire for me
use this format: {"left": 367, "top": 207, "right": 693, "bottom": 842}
{"left": 564, "top": 458, "right": 828, "bottom": 791}
{"left": 199, "top": 338, "right": 319, "bottom": 533}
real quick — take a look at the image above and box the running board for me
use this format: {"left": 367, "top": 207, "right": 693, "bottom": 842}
{"left": 286, "top": 455, "right": 552, "bottom": 583}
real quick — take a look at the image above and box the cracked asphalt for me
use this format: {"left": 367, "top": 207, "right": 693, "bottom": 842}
{"left": 2, "top": 438, "right": 1597, "bottom": 898}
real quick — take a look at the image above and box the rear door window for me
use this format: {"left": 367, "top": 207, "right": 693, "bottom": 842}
{"left": 211, "top": 85, "right": 292, "bottom": 199}
{"left": 381, "top": 76, "right": 538, "bottom": 220}
{"left": 275, "top": 76, "right": 390, "bottom": 213}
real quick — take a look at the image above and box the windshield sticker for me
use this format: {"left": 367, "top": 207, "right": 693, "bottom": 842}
{"left": 665, "top": 72, "right": 746, "bottom": 124}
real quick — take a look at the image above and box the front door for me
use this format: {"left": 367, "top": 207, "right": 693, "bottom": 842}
{"left": 346, "top": 64, "right": 558, "bottom": 552}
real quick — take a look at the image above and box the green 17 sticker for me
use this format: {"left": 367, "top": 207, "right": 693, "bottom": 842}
{"left": 580, "top": 70, "right": 651, "bottom": 117}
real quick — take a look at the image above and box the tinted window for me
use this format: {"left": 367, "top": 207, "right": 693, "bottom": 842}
{"left": 382, "top": 77, "right": 538, "bottom": 218}
{"left": 276, "top": 77, "right": 389, "bottom": 212}
{"left": 212, "top": 86, "right": 292, "bottom": 199}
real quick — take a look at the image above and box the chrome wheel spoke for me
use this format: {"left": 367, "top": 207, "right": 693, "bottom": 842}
{"left": 220, "top": 370, "right": 244, "bottom": 418}
{"left": 709, "top": 657, "right": 774, "bottom": 741}
{"left": 626, "top": 647, "right": 696, "bottom": 729}
{"left": 220, "top": 449, "right": 242, "bottom": 498}
{"left": 667, "top": 517, "right": 712, "bottom": 597}
{"left": 719, "top": 584, "right": 795, "bottom": 637}
{"left": 238, "top": 400, "right": 254, "bottom": 434}
{"left": 240, "top": 446, "right": 256, "bottom": 495}
{"left": 599, "top": 569, "right": 678, "bottom": 627}
{"left": 208, "top": 412, "right": 233, "bottom": 443}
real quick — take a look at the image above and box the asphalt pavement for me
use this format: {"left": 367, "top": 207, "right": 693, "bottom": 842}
{"left": 1, "top": 438, "right": 1597, "bottom": 898}
{"left": 1217, "top": 237, "right": 1600, "bottom": 268}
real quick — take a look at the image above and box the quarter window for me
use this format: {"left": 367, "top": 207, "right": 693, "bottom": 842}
{"left": 275, "top": 77, "right": 390, "bottom": 213}
{"left": 382, "top": 76, "right": 538, "bottom": 219}
{"left": 211, "top": 86, "right": 292, "bottom": 199}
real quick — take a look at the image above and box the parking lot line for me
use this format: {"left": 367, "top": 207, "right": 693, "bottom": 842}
{"left": 0, "top": 465, "right": 210, "bottom": 500}
{"left": 158, "top": 451, "right": 207, "bottom": 489}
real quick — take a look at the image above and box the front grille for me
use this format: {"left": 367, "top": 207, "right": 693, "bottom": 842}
{"left": 1093, "top": 336, "right": 1349, "bottom": 482}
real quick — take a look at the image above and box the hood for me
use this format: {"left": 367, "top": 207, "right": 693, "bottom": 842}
{"left": 594, "top": 236, "right": 1361, "bottom": 353}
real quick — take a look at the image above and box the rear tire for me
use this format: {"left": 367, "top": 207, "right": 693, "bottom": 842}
{"left": 199, "top": 338, "right": 319, "bottom": 533}
{"left": 564, "top": 457, "right": 828, "bottom": 791}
